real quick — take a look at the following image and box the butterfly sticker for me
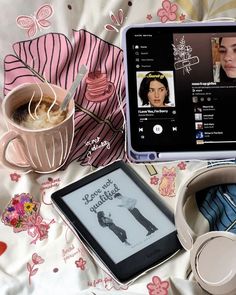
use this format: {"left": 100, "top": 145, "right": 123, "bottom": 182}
{"left": 16, "top": 4, "right": 54, "bottom": 38}
{"left": 104, "top": 9, "right": 124, "bottom": 32}
{"left": 157, "top": 0, "right": 178, "bottom": 23}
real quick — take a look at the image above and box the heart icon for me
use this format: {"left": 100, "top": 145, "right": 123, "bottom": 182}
{"left": 0, "top": 241, "right": 7, "bottom": 256}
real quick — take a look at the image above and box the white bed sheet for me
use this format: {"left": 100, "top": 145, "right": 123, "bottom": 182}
{"left": 1, "top": 1, "right": 236, "bottom": 294}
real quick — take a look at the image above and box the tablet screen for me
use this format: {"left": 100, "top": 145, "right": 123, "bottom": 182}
{"left": 125, "top": 24, "right": 236, "bottom": 154}
{"left": 62, "top": 167, "right": 176, "bottom": 264}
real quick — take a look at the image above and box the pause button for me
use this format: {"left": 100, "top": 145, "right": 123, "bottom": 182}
{"left": 153, "top": 124, "right": 163, "bottom": 134}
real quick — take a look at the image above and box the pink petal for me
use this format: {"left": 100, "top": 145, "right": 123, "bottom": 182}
{"left": 160, "top": 15, "right": 169, "bottom": 23}
{"left": 104, "top": 24, "right": 119, "bottom": 32}
{"left": 117, "top": 9, "right": 124, "bottom": 25}
{"left": 109, "top": 11, "right": 120, "bottom": 26}
{"left": 168, "top": 12, "right": 177, "bottom": 21}
{"left": 152, "top": 276, "right": 162, "bottom": 285}
{"left": 161, "top": 281, "right": 170, "bottom": 289}
{"left": 157, "top": 9, "right": 167, "bottom": 17}
{"left": 147, "top": 283, "right": 155, "bottom": 291}
{"left": 162, "top": 0, "right": 171, "bottom": 11}
{"left": 170, "top": 4, "right": 178, "bottom": 13}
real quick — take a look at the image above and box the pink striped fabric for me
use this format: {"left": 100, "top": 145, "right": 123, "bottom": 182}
{"left": 4, "top": 30, "right": 126, "bottom": 168}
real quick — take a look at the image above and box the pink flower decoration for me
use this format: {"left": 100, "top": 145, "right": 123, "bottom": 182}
{"left": 146, "top": 14, "right": 153, "bottom": 21}
{"left": 75, "top": 257, "right": 86, "bottom": 270}
{"left": 1, "top": 193, "right": 54, "bottom": 244}
{"left": 10, "top": 172, "right": 21, "bottom": 182}
{"left": 157, "top": 0, "right": 178, "bottom": 23}
{"left": 1, "top": 193, "right": 39, "bottom": 232}
{"left": 27, "top": 252, "right": 44, "bottom": 285}
{"left": 177, "top": 161, "right": 187, "bottom": 170}
{"left": 150, "top": 175, "right": 159, "bottom": 185}
{"left": 147, "top": 276, "right": 169, "bottom": 295}
{"left": 32, "top": 253, "right": 44, "bottom": 265}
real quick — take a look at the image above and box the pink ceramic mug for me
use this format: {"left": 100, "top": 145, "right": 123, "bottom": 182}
{"left": 0, "top": 83, "right": 75, "bottom": 173}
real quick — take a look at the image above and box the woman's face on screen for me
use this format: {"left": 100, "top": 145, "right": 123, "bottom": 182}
{"left": 147, "top": 80, "right": 167, "bottom": 107}
{"left": 219, "top": 37, "right": 236, "bottom": 78}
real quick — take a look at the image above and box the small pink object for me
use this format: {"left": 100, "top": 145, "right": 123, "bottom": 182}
{"left": 85, "top": 71, "right": 115, "bottom": 102}
{"left": 16, "top": 4, "right": 53, "bottom": 38}
{"left": 147, "top": 276, "right": 169, "bottom": 295}
{"left": 157, "top": 0, "right": 178, "bottom": 23}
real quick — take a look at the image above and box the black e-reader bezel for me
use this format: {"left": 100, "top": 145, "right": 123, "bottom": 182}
{"left": 51, "top": 161, "right": 181, "bottom": 284}
{"left": 122, "top": 21, "right": 236, "bottom": 162}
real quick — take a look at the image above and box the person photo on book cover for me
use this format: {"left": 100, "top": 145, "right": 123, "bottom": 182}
{"left": 97, "top": 211, "right": 131, "bottom": 245}
{"left": 114, "top": 193, "right": 158, "bottom": 236}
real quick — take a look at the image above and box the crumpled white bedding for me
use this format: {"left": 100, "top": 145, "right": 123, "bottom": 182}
{"left": 1, "top": 1, "right": 236, "bottom": 294}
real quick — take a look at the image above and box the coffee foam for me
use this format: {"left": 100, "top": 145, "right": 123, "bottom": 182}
{"left": 12, "top": 96, "right": 67, "bottom": 130}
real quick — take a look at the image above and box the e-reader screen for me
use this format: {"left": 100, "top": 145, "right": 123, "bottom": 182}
{"left": 51, "top": 161, "right": 180, "bottom": 283}
{"left": 62, "top": 167, "right": 176, "bottom": 264}
{"left": 123, "top": 22, "right": 236, "bottom": 161}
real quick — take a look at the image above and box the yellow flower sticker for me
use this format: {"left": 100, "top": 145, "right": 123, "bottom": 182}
{"left": 24, "top": 202, "right": 35, "bottom": 213}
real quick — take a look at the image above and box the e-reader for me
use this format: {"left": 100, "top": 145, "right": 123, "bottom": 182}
{"left": 122, "top": 21, "right": 236, "bottom": 162}
{"left": 51, "top": 161, "right": 181, "bottom": 284}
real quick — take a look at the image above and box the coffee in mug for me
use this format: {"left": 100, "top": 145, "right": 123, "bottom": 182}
{"left": 12, "top": 95, "right": 67, "bottom": 130}
{"left": 0, "top": 83, "right": 75, "bottom": 173}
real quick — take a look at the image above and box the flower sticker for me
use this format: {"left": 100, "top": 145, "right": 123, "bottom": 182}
{"left": 75, "top": 257, "right": 86, "bottom": 270}
{"left": 150, "top": 175, "right": 159, "bottom": 185}
{"left": 2, "top": 193, "right": 39, "bottom": 229}
{"left": 1, "top": 193, "right": 54, "bottom": 244}
{"left": 147, "top": 276, "right": 169, "bottom": 295}
{"left": 157, "top": 0, "right": 178, "bottom": 23}
{"left": 177, "top": 161, "right": 187, "bottom": 170}
{"left": 10, "top": 172, "right": 21, "bottom": 182}
{"left": 146, "top": 14, "right": 153, "bottom": 21}
{"left": 27, "top": 253, "right": 44, "bottom": 285}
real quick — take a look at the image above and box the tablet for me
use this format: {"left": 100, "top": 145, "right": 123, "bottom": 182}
{"left": 51, "top": 161, "right": 181, "bottom": 284}
{"left": 122, "top": 21, "right": 236, "bottom": 162}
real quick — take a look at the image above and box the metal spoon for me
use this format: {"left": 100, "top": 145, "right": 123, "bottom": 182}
{"left": 60, "top": 64, "right": 88, "bottom": 111}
